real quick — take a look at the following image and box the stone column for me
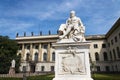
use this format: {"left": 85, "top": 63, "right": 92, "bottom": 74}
{"left": 22, "top": 44, "right": 25, "bottom": 61}
{"left": 30, "top": 43, "right": 33, "bottom": 61}
{"left": 39, "top": 43, "right": 42, "bottom": 61}
{"left": 47, "top": 43, "right": 51, "bottom": 62}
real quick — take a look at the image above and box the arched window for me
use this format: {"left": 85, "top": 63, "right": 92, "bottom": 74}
{"left": 26, "top": 53, "right": 30, "bottom": 61}
{"left": 52, "top": 52, "right": 55, "bottom": 61}
{"left": 34, "top": 52, "right": 38, "bottom": 62}
{"left": 43, "top": 52, "right": 47, "bottom": 61}
{"left": 95, "top": 52, "right": 99, "bottom": 61}
{"left": 18, "top": 53, "right": 21, "bottom": 60}
{"left": 103, "top": 52, "right": 108, "bottom": 61}
{"left": 89, "top": 53, "right": 92, "bottom": 62}
{"left": 113, "top": 49, "right": 116, "bottom": 60}
{"left": 116, "top": 47, "right": 120, "bottom": 58}
{"left": 18, "top": 53, "right": 21, "bottom": 57}
{"left": 109, "top": 51, "right": 112, "bottom": 60}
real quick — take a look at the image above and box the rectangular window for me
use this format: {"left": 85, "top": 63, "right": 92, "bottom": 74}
{"left": 115, "top": 36, "right": 117, "bottom": 42}
{"left": 111, "top": 40, "right": 113, "bottom": 45}
{"left": 119, "top": 33, "right": 120, "bottom": 39}
{"left": 105, "top": 66, "right": 110, "bottom": 72}
{"left": 51, "top": 66, "right": 54, "bottom": 71}
{"left": 42, "top": 44, "right": 48, "bottom": 49}
{"left": 113, "top": 49, "right": 116, "bottom": 60}
{"left": 41, "top": 66, "right": 44, "bottom": 71}
{"left": 94, "top": 44, "right": 98, "bottom": 48}
{"left": 96, "top": 66, "right": 101, "bottom": 72}
{"left": 102, "top": 44, "right": 106, "bottom": 48}
{"left": 108, "top": 42, "right": 110, "bottom": 47}
{"left": 18, "top": 44, "right": 22, "bottom": 50}
{"left": 35, "top": 45, "right": 39, "bottom": 49}
{"left": 109, "top": 51, "right": 113, "bottom": 60}
{"left": 116, "top": 47, "right": 120, "bottom": 58}
{"left": 22, "top": 66, "right": 26, "bottom": 73}
{"left": 26, "top": 45, "right": 30, "bottom": 49}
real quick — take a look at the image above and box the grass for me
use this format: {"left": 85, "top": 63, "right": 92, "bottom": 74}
{"left": 0, "top": 73, "right": 120, "bottom": 80}
{"left": 27, "top": 74, "right": 54, "bottom": 80}
{"left": 92, "top": 73, "right": 120, "bottom": 80}
{"left": 0, "top": 77, "right": 21, "bottom": 80}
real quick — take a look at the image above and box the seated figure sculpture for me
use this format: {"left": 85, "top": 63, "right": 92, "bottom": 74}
{"left": 59, "top": 11, "right": 86, "bottom": 42}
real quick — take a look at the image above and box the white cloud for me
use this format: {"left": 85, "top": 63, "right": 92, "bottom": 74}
{"left": 0, "top": 18, "right": 34, "bottom": 34}
{"left": 1, "top": 0, "right": 83, "bottom": 20}
{"left": 0, "top": 0, "right": 120, "bottom": 38}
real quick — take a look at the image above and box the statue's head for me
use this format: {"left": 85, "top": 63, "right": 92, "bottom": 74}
{"left": 70, "top": 10, "right": 75, "bottom": 18}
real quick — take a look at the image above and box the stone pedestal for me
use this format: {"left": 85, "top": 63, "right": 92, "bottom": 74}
{"left": 52, "top": 41, "right": 93, "bottom": 80}
{"left": 9, "top": 67, "right": 15, "bottom": 74}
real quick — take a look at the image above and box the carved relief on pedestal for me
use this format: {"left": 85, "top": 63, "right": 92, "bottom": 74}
{"left": 58, "top": 47, "right": 86, "bottom": 75}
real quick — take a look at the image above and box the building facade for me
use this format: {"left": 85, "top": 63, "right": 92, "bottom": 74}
{"left": 16, "top": 18, "right": 120, "bottom": 73}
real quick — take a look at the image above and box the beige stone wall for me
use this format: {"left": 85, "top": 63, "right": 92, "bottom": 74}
{"left": 88, "top": 39, "right": 108, "bottom": 61}
{"left": 107, "top": 25, "right": 120, "bottom": 60}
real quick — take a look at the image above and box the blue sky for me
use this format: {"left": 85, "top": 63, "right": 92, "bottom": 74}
{"left": 0, "top": 0, "right": 120, "bottom": 39}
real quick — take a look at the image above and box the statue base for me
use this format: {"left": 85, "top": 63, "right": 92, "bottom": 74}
{"left": 52, "top": 41, "right": 93, "bottom": 80}
{"left": 9, "top": 67, "right": 15, "bottom": 74}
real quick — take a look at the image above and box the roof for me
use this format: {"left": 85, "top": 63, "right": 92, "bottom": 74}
{"left": 106, "top": 17, "right": 120, "bottom": 38}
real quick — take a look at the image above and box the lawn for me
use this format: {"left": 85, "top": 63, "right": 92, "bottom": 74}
{"left": 92, "top": 73, "right": 120, "bottom": 80}
{"left": 0, "top": 73, "right": 120, "bottom": 80}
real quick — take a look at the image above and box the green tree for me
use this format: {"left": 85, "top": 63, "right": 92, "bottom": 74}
{"left": 0, "top": 36, "right": 20, "bottom": 74}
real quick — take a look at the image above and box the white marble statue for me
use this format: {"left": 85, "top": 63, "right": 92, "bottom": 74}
{"left": 59, "top": 11, "right": 86, "bottom": 42}
{"left": 11, "top": 59, "right": 15, "bottom": 68}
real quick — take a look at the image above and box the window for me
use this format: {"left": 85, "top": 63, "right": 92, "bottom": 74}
{"left": 103, "top": 52, "right": 108, "bottom": 61}
{"left": 52, "top": 52, "right": 55, "bottom": 61}
{"left": 105, "top": 66, "right": 110, "bottom": 72}
{"left": 89, "top": 53, "right": 92, "bottom": 62}
{"left": 113, "top": 49, "right": 116, "bottom": 60}
{"left": 119, "top": 33, "right": 120, "bottom": 39}
{"left": 43, "top": 52, "right": 47, "bottom": 61}
{"left": 18, "top": 53, "right": 21, "bottom": 58}
{"left": 115, "top": 65, "right": 118, "bottom": 71}
{"left": 108, "top": 42, "right": 110, "bottom": 47}
{"left": 115, "top": 36, "right": 117, "bottom": 42}
{"left": 41, "top": 66, "right": 44, "bottom": 71}
{"left": 95, "top": 52, "right": 99, "bottom": 61}
{"left": 26, "top": 53, "right": 30, "bottom": 61}
{"left": 102, "top": 44, "right": 106, "bottom": 48}
{"left": 51, "top": 66, "right": 54, "bottom": 71}
{"left": 116, "top": 47, "right": 120, "bottom": 58}
{"left": 111, "top": 40, "right": 113, "bottom": 45}
{"left": 22, "top": 66, "right": 26, "bottom": 72}
{"left": 35, "top": 45, "right": 39, "bottom": 49}
{"left": 25, "top": 44, "right": 30, "bottom": 49}
{"left": 94, "top": 44, "right": 98, "bottom": 48}
{"left": 43, "top": 44, "right": 48, "bottom": 49}
{"left": 18, "top": 44, "right": 22, "bottom": 50}
{"left": 96, "top": 66, "right": 101, "bottom": 72}
{"left": 109, "top": 51, "right": 112, "bottom": 60}
{"left": 34, "top": 52, "right": 38, "bottom": 62}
